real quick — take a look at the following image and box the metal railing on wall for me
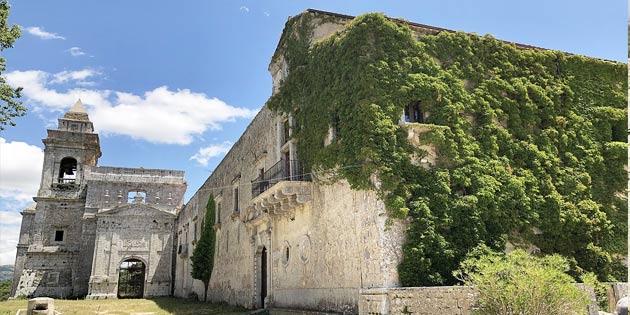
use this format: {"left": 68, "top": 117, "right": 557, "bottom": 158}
{"left": 251, "top": 160, "right": 310, "bottom": 198}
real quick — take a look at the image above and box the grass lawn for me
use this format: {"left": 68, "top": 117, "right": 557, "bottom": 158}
{"left": 0, "top": 297, "right": 249, "bottom": 315}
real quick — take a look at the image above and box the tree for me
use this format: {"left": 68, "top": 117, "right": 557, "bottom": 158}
{"left": 190, "top": 194, "right": 216, "bottom": 301}
{"left": 455, "top": 245, "right": 590, "bottom": 315}
{"left": 0, "top": 0, "right": 23, "bottom": 131}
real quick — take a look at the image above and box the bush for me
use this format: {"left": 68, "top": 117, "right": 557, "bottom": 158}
{"left": 0, "top": 280, "right": 11, "bottom": 301}
{"left": 455, "top": 246, "right": 590, "bottom": 315}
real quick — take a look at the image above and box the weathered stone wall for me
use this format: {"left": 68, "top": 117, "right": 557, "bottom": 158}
{"left": 358, "top": 287, "right": 477, "bottom": 315}
{"left": 175, "top": 106, "right": 279, "bottom": 306}
{"left": 174, "top": 14, "right": 406, "bottom": 313}
{"left": 87, "top": 205, "right": 176, "bottom": 299}
{"left": 11, "top": 207, "right": 35, "bottom": 296}
{"left": 85, "top": 166, "right": 186, "bottom": 213}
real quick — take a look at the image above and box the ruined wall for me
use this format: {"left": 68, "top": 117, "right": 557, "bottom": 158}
{"left": 11, "top": 207, "right": 34, "bottom": 296}
{"left": 87, "top": 206, "right": 176, "bottom": 299}
{"left": 13, "top": 197, "right": 88, "bottom": 298}
{"left": 85, "top": 166, "right": 186, "bottom": 213}
{"left": 85, "top": 167, "right": 185, "bottom": 299}
{"left": 358, "top": 287, "right": 477, "bottom": 315}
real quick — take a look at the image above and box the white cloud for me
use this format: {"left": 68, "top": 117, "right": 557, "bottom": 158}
{"left": 263, "top": 11, "right": 270, "bottom": 17}
{"left": 0, "top": 221, "right": 21, "bottom": 265}
{"left": 25, "top": 26, "right": 65, "bottom": 40}
{"left": 190, "top": 142, "right": 233, "bottom": 166}
{"left": 0, "top": 211, "right": 22, "bottom": 226}
{"left": 5, "top": 69, "right": 258, "bottom": 145}
{"left": 67, "top": 46, "right": 85, "bottom": 56}
{"left": 0, "top": 138, "right": 43, "bottom": 203}
{"left": 240, "top": 6, "right": 250, "bottom": 12}
{"left": 5, "top": 70, "right": 110, "bottom": 111}
{"left": 50, "top": 69, "right": 99, "bottom": 84}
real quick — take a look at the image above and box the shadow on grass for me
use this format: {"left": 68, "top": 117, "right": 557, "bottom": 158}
{"left": 151, "top": 297, "right": 249, "bottom": 315}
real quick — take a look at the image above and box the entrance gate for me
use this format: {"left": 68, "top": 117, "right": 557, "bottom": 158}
{"left": 118, "top": 259, "right": 145, "bottom": 298}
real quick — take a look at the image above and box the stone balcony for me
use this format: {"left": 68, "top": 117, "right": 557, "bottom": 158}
{"left": 245, "top": 181, "right": 312, "bottom": 224}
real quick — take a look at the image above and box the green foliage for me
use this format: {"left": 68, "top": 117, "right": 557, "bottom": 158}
{"left": 269, "top": 12, "right": 627, "bottom": 286}
{"left": 455, "top": 246, "right": 590, "bottom": 315}
{"left": 0, "top": 0, "right": 23, "bottom": 131}
{"left": 0, "top": 280, "right": 10, "bottom": 301}
{"left": 190, "top": 194, "right": 216, "bottom": 301}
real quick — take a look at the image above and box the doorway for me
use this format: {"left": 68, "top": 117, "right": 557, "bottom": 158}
{"left": 260, "top": 247, "right": 267, "bottom": 308}
{"left": 117, "top": 259, "right": 145, "bottom": 298}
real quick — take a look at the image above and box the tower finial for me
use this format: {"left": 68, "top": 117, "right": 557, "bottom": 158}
{"left": 69, "top": 98, "right": 87, "bottom": 113}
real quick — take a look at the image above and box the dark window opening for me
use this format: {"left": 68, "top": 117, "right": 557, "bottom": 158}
{"left": 404, "top": 102, "right": 426, "bottom": 123}
{"left": 58, "top": 157, "right": 77, "bottom": 184}
{"left": 285, "top": 247, "right": 290, "bottom": 262}
{"left": 216, "top": 203, "right": 221, "bottom": 224}
{"left": 54, "top": 230, "right": 64, "bottom": 242}
{"left": 233, "top": 187, "right": 239, "bottom": 212}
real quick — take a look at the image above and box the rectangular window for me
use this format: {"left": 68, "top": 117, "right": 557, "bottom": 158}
{"left": 217, "top": 202, "right": 221, "bottom": 224}
{"left": 233, "top": 187, "right": 239, "bottom": 212}
{"left": 54, "top": 230, "right": 64, "bottom": 242}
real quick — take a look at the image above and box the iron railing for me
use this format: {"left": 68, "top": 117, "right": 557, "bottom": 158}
{"left": 251, "top": 160, "right": 310, "bottom": 198}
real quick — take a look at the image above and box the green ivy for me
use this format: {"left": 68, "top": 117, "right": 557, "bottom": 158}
{"left": 268, "top": 12, "right": 628, "bottom": 286}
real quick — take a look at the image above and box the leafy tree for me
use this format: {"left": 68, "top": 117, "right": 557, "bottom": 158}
{"left": 190, "top": 194, "right": 216, "bottom": 301}
{"left": 455, "top": 246, "right": 590, "bottom": 315}
{"left": 0, "top": 0, "right": 23, "bottom": 131}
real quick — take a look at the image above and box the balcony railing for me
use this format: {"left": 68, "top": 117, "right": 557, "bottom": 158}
{"left": 251, "top": 160, "right": 310, "bottom": 198}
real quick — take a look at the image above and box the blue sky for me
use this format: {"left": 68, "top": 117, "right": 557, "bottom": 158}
{"left": 0, "top": 0, "right": 627, "bottom": 265}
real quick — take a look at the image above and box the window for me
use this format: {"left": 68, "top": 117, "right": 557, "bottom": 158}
{"left": 127, "top": 191, "right": 146, "bottom": 203}
{"left": 404, "top": 102, "right": 426, "bottom": 123}
{"left": 194, "top": 222, "right": 198, "bottom": 242}
{"left": 281, "top": 241, "right": 291, "bottom": 267}
{"left": 58, "top": 157, "right": 77, "bottom": 184}
{"left": 216, "top": 202, "right": 221, "bottom": 224}
{"left": 233, "top": 187, "right": 239, "bottom": 212}
{"left": 54, "top": 230, "right": 64, "bottom": 242}
{"left": 47, "top": 271, "right": 60, "bottom": 284}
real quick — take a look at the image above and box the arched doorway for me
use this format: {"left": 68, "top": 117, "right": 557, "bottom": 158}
{"left": 118, "top": 259, "right": 145, "bottom": 298}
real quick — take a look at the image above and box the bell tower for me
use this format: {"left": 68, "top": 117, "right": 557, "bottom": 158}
{"left": 38, "top": 99, "right": 101, "bottom": 197}
{"left": 12, "top": 99, "right": 102, "bottom": 298}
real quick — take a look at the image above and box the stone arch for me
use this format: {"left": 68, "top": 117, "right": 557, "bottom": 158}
{"left": 58, "top": 157, "right": 78, "bottom": 183}
{"left": 117, "top": 257, "right": 147, "bottom": 299}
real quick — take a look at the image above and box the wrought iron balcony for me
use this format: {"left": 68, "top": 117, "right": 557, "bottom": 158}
{"left": 251, "top": 159, "right": 310, "bottom": 198}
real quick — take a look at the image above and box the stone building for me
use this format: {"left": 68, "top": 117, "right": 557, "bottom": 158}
{"left": 173, "top": 8, "right": 626, "bottom": 314}
{"left": 11, "top": 100, "right": 187, "bottom": 299}
{"left": 12, "top": 8, "right": 625, "bottom": 315}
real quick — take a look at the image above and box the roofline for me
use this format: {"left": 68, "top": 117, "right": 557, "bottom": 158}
{"left": 287, "top": 8, "right": 618, "bottom": 63}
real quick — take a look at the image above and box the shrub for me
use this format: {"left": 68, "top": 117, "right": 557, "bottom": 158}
{"left": 0, "top": 280, "right": 11, "bottom": 301}
{"left": 455, "top": 246, "right": 590, "bottom": 315}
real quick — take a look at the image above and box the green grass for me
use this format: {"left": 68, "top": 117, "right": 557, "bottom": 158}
{"left": 0, "top": 297, "right": 248, "bottom": 315}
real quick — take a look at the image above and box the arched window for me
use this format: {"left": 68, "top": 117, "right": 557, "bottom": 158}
{"left": 58, "top": 157, "right": 77, "bottom": 184}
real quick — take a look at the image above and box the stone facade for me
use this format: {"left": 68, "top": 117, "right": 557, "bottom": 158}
{"left": 11, "top": 100, "right": 187, "bottom": 299}
{"left": 173, "top": 10, "right": 407, "bottom": 313}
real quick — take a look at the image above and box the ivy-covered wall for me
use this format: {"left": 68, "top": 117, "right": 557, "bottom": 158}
{"left": 268, "top": 11, "right": 628, "bottom": 286}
